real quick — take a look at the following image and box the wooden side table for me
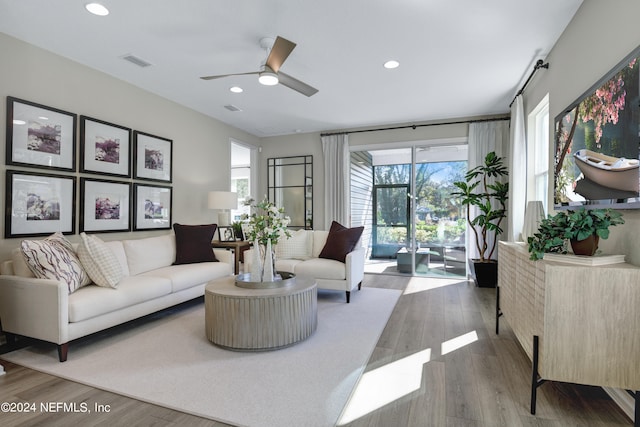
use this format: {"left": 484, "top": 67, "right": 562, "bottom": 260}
{"left": 204, "top": 276, "right": 317, "bottom": 351}
{"left": 211, "top": 240, "right": 251, "bottom": 274}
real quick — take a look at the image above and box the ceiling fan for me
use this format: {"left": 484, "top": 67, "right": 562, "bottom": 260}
{"left": 200, "top": 36, "right": 318, "bottom": 97}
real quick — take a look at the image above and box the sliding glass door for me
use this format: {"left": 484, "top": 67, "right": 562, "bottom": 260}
{"left": 372, "top": 183, "right": 409, "bottom": 258}
{"left": 354, "top": 143, "right": 468, "bottom": 277}
{"left": 411, "top": 145, "right": 467, "bottom": 276}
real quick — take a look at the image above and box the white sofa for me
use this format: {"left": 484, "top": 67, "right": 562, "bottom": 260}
{"left": 245, "top": 229, "right": 365, "bottom": 303}
{"left": 0, "top": 234, "right": 233, "bottom": 362}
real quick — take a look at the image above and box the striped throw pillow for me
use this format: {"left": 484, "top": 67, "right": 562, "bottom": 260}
{"left": 21, "top": 232, "right": 91, "bottom": 293}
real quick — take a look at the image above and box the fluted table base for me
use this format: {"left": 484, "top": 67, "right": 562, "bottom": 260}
{"left": 205, "top": 276, "right": 317, "bottom": 351}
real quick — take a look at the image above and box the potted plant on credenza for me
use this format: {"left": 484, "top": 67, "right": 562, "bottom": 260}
{"left": 527, "top": 208, "right": 624, "bottom": 260}
{"left": 453, "top": 151, "right": 508, "bottom": 287}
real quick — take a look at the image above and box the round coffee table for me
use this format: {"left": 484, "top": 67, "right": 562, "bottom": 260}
{"left": 204, "top": 276, "right": 317, "bottom": 351}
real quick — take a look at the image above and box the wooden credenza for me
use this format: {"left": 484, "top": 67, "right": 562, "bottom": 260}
{"left": 497, "top": 242, "right": 639, "bottom": 423}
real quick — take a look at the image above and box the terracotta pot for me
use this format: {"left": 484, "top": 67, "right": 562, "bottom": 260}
{"left": 570, "top": 233, "right": 600, "bottom": 256}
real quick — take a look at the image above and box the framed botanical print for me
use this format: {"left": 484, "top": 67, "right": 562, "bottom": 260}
{"left": 133, "top": 131, "right": 172, "bottom": 182}
{"left": 80, "top": 116, "right": 132, "bottom": 177}
{"left": 5, "top": 170, "right": 76, "bottom": 238}
{"left": 80, "top": 178, "right": 131, "bottom": 233}
{"left": 6, "top": 96, "right": 77, "bottom": 171}
{"left": 133, "top": 183, "right": 172, "bottom": 231}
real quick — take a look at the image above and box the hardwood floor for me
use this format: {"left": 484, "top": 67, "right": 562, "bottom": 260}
{"left": 0, "top": 274, "right": 632, "bottom": 426}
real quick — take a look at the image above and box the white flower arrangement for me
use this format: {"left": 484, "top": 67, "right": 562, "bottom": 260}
{"left": 241, "top": 197, "right": 291, "bottom": 247}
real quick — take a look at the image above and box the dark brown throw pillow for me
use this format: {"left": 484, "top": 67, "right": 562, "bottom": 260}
{"left": 173, "top": 223, "right": 218, "bottom": 265}
{"left": 319, "top": 221, "right": 364, "bottom": 263}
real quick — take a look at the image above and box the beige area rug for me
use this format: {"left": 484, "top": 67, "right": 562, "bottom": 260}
{"left": 1, "top": 287, "right": 401, "bottom": 427}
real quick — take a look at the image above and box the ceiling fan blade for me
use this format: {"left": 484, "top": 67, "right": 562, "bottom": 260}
{"left": 278, "top": 72, "right": 319, "bottom": 97}
{"left": 265, "top": 36, "right": 296, "bottom": 73}
{"left": 200, "top": 71, "right": 259, "bottom": 80}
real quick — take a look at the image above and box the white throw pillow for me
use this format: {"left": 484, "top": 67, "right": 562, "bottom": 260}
{"left": 77, "top": 232, "right": 124, "bottom": 288}
{"left": 20, "top": 232, "right": 91, "bottom": 293}
{"left": 276, "top": 230, "right": 312, "bottom": 260}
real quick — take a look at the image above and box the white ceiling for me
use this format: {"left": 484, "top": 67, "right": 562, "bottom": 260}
{"left": 0, "top": 0, "right": 583, "bottom": 138}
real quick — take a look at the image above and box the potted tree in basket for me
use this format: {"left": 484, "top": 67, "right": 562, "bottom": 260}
{"left": 527, "top": 208, "right": 624, "bottom": 260}
{"left": 452, "top": 151, "right": 508, "bottom": 287}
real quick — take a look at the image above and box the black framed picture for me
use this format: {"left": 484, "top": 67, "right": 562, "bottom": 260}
{"left": 6, "top": 96, "right": 77, "bottom": 171}
{"left": 5, "top": 170, "right": 76, "bottom": 238}
{"left": 218, "top": 226, "right": 235, "bottom": 242}
{"left": 133, "top": 131, "right": 172, "bottom": 182}
{"left": 80, "top": 116, "right": 132, "bottom": 177}
{"left": 80, "top": 178, "right": 131, "bottom": 233}
{"left": 133, "top": 183, "right": 172, "bottom": 231}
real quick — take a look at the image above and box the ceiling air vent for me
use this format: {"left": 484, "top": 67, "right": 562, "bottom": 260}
{"left": 120, "top": 54, "right": 152, "bottom": 68}
{"left": 224, "top": 104, "right": 242, "bottom": 112}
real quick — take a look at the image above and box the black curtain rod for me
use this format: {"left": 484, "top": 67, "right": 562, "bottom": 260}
{"left": 320, "top": 116, "right": 510, "bottom": 138}
{"left": 509, "top": 59, "right": 549, "bottom": 108}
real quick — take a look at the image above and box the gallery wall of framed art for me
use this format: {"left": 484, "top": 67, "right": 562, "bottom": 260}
{"left": 4, "top": 95, "right": 174, "bottom": 238}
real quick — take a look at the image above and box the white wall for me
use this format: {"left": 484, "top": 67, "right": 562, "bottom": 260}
{"left": 523, "top": 0, "right": 640, "bottom": 265}
{"left": 0, "top": 33, "right": 259, "bottom": 260}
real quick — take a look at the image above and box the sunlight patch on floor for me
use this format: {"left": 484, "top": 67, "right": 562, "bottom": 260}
{"left": 441, "top": 330, "right": 478, "bottom": 355}
{"left": 403, "top": 277, "right": 465, "bottom": 294}
{"left": 337, "top": 329, "right": 480, "bottom": 424}
{"left": 363, "top": 260, "right": 397, "bottom": 274}
{"left": 337, "top": 349, "right": 432, "bottom": 425}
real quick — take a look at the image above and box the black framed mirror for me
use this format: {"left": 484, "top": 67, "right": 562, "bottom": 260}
{"left": 267, "top": 155, "right": 313, "bottom": 229}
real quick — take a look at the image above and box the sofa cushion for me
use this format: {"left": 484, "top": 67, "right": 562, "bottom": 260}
{"left": 173, "top": 223, "right": 218, "bottom": 265}
{"left": 10, "top": 248, "right": 35, "bottom": 278}
{"left": 68, "top": 275, "right": 172, "bottom": 323}
{"left": 274, "top": 258, "right": 304, "bottom": 274}
{"left": 294, "top": 258, "right": 346, "bottom": 280}
{"left": 319, "top": 221, "right": 364, "bottom": 263}
{"left": 123, "top": 235, "right": 176, "bottom": 276}
{"left": 104, "top": 240, "right": 130, "bottom": 276}
{"left": 20, "top": 232, "right": 91, "bottom": 293}
{"left": 276, "top": 229, "right": 312, "bottom": 260}
{"left": 77, "top": 233, "right": 124, "bottom": 288}
{"left": 311, "top": 231, "right": 329, "bottom": 258}
{"left": 143, "top": 261, "right": 231, "bottom": 293}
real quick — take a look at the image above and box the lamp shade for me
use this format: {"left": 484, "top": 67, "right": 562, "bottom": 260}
{"left": 208, "top": 191, "right": 238, "bottom": 210}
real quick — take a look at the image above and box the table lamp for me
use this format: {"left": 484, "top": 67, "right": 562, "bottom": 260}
{"left": 208, "top": 191, "right": 238, "bottom": 226}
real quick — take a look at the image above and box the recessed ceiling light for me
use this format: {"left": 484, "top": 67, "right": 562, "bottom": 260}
{"left": 384, "top": 60, "right": 400, "bottom": 69}
{"left": 13, "top": 120, "right": 26, "bottom": 125}
{"left": 85, "top": 3, "right": 109, "bottom": 16}
{"left": 230, "top": 86, "right": 243, "bottom": 93}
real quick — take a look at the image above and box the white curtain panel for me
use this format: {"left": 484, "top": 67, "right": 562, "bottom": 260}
{"left": 321, "top": 133, "right": 350, "bottom": 229}
{"left": 508, "top": 95, "right": 527, "bottom": 241}
{"left": 466, "top": 120, "right": 510, "bottom": 260}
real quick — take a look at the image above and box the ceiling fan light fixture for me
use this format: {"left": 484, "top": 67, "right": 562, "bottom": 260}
{"left": 258, "top": 69, "right": 279, "bottom": 86}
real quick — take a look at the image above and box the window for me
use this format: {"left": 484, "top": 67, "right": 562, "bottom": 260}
{"left": 230, "top": 141, "right": 253, "bottom": 221}
{"left": 528, "top": 94, "right": 549, "bottom": 213}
